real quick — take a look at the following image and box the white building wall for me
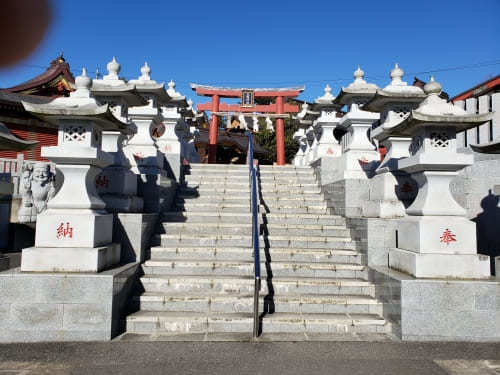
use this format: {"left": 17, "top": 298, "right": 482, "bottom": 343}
{"left": 478, "top": 95, "right": 490, "bottom": 143}
{"left": 492, "top": 93, "right": 500, "bottom": 142}
{"left": 465, "top": 98, "right": 478, "bottom": 145}
{"left": 455, "top": 100, "right": 465, "bottom": 147}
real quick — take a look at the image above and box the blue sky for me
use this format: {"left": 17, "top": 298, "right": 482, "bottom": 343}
{"left": 0, "top": 0, "right": 499, "bottom": 104}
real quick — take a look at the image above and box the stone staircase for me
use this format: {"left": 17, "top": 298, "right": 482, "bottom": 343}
{"left": 125, "top": 163, "right": 393, "bottom": 340}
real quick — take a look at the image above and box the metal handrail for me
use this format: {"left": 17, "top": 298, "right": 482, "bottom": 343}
{"left": 246, "top": 131, "right": 261, "bottom": 338}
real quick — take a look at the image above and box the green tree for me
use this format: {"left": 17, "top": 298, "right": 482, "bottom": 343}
{"left": 255, "top": 118, "right": 299, "bottom": 165}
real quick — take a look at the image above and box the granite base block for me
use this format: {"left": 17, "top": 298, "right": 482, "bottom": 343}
{"left": 21, "top": 244, "right": 121, "bottom": 273}
{"left": 114, "top": 213, "right": 158, "bottom": 263}
{"left": 389, "top": 248, "right": 490, "bottom": 279}
{"left": 370, "top": 266, "right": 500, "bottom": 342}
{"left": 0, "top": 262, "right": 139, "bottom": 342}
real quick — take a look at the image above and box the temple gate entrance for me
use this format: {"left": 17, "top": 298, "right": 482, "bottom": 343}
{"left": 190, "top": 84, "right": 304, "bottom": 165}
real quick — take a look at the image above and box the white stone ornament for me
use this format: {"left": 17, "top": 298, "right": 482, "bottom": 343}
{"left": 313, "top": 84, "right": 342, "bottom": 160}
{"left": 20, "top": 68, "right": 129, "bottom": 272}
{"left": 330, "top": 66, "right": 380, "bottom": 181}
{"left": 387, "top": 76, "right": 493, "bottom": 278}
{"left": 362, "top": 64, "right": 425, "bottom": 218}
{"left": 91, "top": 57, "right": 146, "bottom": 213}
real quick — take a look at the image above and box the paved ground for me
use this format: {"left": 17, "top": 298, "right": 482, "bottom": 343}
{"left": 0, "top": 341, "right": 499, "bottom": 375}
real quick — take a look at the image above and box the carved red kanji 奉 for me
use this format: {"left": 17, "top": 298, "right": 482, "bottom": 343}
{"left": 440, "top": 228, "right": 456, "bottom": 245}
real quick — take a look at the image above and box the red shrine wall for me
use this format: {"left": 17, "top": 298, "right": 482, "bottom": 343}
{"left": 0, "top": 123, "right": 57, "bottom": 161}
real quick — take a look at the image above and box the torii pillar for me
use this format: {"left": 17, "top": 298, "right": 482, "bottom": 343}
{"left": 275, "top": 96, "right": 285, "bottom": 165}
{"left": 209, "top": 94, "right": 219, "bottom": 164}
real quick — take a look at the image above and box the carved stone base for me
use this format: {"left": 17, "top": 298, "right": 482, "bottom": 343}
{"left": 389, "top": 248, "right": 490, "bottom": 279}
{"left": 21, "top": 244, "right": 121, "bottom": 273}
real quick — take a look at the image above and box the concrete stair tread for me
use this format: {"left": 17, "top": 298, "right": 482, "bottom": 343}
{"left": 140, "top": 274, "right": 372, "bottom": 285}
{"left": 162, "top": 212, "right": 344, "bottom": 219}
{"left": 127, "top": 311, "right": 387, "bottom": 325}
{"left": 151, "top": 246, "right": 360, "bottom": 255}
{"left": 143, "top": 260, "right": 366, "bottom": 272}
{"left": 137, "top": 292, "right": 382, "bottom": 305}
{"left": 161, "top": 222, "right": 347, "bottom": 230}
{"left": 159, "top": 233, "right": 352, "bottom": 240}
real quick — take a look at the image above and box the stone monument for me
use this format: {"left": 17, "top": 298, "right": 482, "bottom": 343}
{"left": 312, "top": 84, "right": 342, "bottom": 159}
{"left": 388, "top": 77, "right": 493, "bottom": 278}
{"left": 91, "top": 57, "right": 146, "bottom": 213}
{"left": 156, "top": 80, "right": 188, "bottom": 181}
{"left": 332, "top": 66, "right": 380, "bottom": 181}
{"left": 125, "top": 62, "right": 175, "bottom": 213}
{"left": 362, "top": 64, "right": 426, "bottom": 218}
{"left": 20, "top": 68, "right": 129, "bottom": 272}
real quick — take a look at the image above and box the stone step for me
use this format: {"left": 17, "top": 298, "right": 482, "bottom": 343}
{"left": 175, "top": 198, "right": 327, "bottom": 208}
{"left": 139, "top": 275, "right": 376, "bottom": 297}
{"left": 185, "top": 173, "right": 316, "bottom": 182}
{"left": 161, "top": 222, "right": 351, "bottom": 238}
{"left": 142, "top": 260, "right": 367, "bottom": 279}
{"left": 262, "top": 213, "right": 346, "bottom": 226}
{"left": 177, "top": 192, "right": 325, "bottom": 201}
{"left": 150, "top": 247, "right": 364, "bottom": 264}
{"left": 134, "top": 293, "right": 383, "bottom": 315}
{"left": 161, "top": 211, "right": 252, "bottom": 224}
{"left": 175, "top": 203, "right": 329, "bottom": 215}
{"left": 161, "top": 211, "right": 346, "bottom": 226}
{"left": 183, "top": 181, "right": 320, "bottom": 190}
{"left": 155, "top": 234, "right": 358, "bottom": 250}
{"left": 126, "top": 311, "right": 390, "bottom": 335}
{"left": 180, "top": 186, "right": 322, "bottom": 195}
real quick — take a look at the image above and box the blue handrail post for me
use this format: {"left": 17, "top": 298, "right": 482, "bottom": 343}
{"left": 246, "top": 131, "right": 261, "bottom": 339}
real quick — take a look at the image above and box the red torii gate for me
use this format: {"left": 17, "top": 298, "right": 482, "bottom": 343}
{"left": 191, "top": 84, "right": 304, "bottom": 165}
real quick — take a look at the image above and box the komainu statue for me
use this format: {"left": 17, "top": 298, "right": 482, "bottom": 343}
{"left": 17, "top": 162, "right": 55, "bottom": 223}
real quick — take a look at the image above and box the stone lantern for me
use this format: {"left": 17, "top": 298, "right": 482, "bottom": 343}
{"left": 156, "top": 80, "right": 188, "bottom": 181}
{"left": 388, "top": 77, "right": 493, "bottom": 278}
{"left": 332, "top": 66, "right": 380, "bottom": 181}
{"left": 362, "top": 64, "right": 426, "bottom": 218}
{"left": 91, "top": 57, "right": 147, "bottom": 213}
{"left": 180, "top": 99, "right": 202, "bottom": 164}
{"left": 296, "top": 103, "right": 319, "bottom": 166}
{"left": 292, "top": 127, "right": 307, "bottom": 167}
{"left": 20, "top": 68, "right": 130, "bottom": 272}
{"left": 312, "top": 84, "right": 343, "bottom": 159}
{"left": 125, "top": 63, "right": 173, "bottom": 212}
{"left": 125, "top": 62, "right": 171, "bottom": 176}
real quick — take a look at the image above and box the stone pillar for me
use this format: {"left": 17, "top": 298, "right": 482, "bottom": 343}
{"left": 20, "top": 69, "right": 125, "bottom": 272}
{"left": 388, "top": 77, "right": 492, "bottom": 278}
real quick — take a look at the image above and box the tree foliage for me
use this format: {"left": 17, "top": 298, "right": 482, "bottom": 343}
{"left": 255, "top": 118, "right": 299, "bottom": 165}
